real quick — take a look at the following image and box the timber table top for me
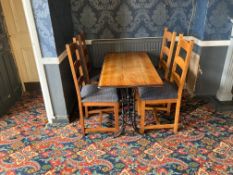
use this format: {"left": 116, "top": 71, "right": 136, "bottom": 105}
{"left": 98, "top": 52, "right": 163, "bottom": 88}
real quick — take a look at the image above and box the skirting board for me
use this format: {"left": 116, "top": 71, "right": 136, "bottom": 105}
{"left": 52, "top": 115, "right": 69, "bottom": 124}
{"left": 24, "top": 82, "right": 41, "bottom": 92}
{"left": 210, "top": 97, "right": 233, "bottom": 112}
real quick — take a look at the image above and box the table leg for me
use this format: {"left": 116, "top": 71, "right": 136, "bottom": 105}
{"left": 114, "top": 88, "right": 140, "bottom": 137}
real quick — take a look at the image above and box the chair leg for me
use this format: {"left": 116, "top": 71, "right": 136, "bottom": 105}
{"left": 174, "top": 101, "right": 181, "bottom": 133}
{"left": 79, "top": 111, "right": 85, "bottom": 135}
{"left": 114, "top": 104, "right": 119, "bottom": 131}
{"left": 85, "top": 106, "right": 88, "bottom": 118}
{"left": 153, "top": 108, "right": 160, "bottom": 124}
{"left": 78, "top": 103, "right": 85, "bottom": 135}
{"left": 166, "top": 103, "right": 171, "bottom": 116}
{"left": 139, "top": 101, "right": 145, "bottom": 134}
{"left": 99, "top": 111, "right": 103, "bottom": 124}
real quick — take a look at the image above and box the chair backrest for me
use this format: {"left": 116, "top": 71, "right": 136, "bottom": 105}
{"left": 159, "top": 27, "right": 176, "bottom": 80}
{"left": 73, "top": 34, "right": 90, "bottom": 83}
{"left": 66, "top": 43, "right": 86, "bottom": 105}
{"left": 170, "top": 34, "right": 194, "bottom": 98}
{"left": 73, "top": 32, "right": 91, "bottom": 70}
{"left": 79, "top": 32, "right": 89, "bottom": 62}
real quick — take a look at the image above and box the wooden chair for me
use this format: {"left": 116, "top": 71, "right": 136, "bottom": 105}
{"left": 149, "top": 28, "right": 176, "bottom": 117}
{"left": 66, "top": 42, "right": 119, "bottom": 134}
{"left": 158, "top": 27, "right": 176, "bottom": 80}
{"left": 73, "top": 32, "right": 100, "bottom": 83}
{"left": 137, "top": 34, "right": 194, "bottom": 134}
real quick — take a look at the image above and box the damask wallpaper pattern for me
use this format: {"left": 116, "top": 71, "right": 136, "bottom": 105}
{"left": 71, "top": 0, "right": 233, "bottom": 40}
{"left": 31, "top": 0, "right": 233, "bottom": 58}
{"left": 47, "top": 0, "right": 74, "bottom": 56}
{"left": 190, "top": 0, "right": 208, "bottom": 40}
{"left": 204, "top": 0, "right": 233, "bottom": 40}
{"left": 31, "top": 0, "right": 73, "bottom": 57}
{"left": 31, "top": 0, "right": 57, "bottom": 57}
{"left": 71, "top": 0, "right": 196, "bottom": 39}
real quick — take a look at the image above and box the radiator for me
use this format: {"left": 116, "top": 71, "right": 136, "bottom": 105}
{"left": 90, "top": 38, "right": 162, "bottom": 68}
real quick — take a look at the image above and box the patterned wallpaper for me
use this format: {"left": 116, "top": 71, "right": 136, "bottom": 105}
{"left": 71, "top": 0, "right": 233, "bottom": 40}
{"left": 31, "top": 0, "right": 233, "bottom": 58}
{"left": 204, "top": 0, "right": 233, "bottom": 40}
{"left": 31, "top": 0, "right": 73, "bottom": 57}
{"left": 71, "top": 0, "right": 196, "bottom": 39}
{"left": 31, "top": 0, "right": 57, "bottom": 57}
{"left": 190, "top": 0, "right": 208, "bottom": 40}
{"left": 48, "top": 0, "right": 73, "bottom": 56}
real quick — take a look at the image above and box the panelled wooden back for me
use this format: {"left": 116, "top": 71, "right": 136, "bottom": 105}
{"left": 79, "top": 32, "right": 90, "bottom": 65}
{"left": 66, "top": 43, "right": 86, "bottom": 103}
{"left": 159, "top": 27, "right": 176, "bottom": 80}
{"left": 73, "top": 33, "right": 91, "bottom": 83}
{"left": 170, "top": 34, "right": 194, "bottom": 97}
{"left": 73, "top": 33, "right": 90, "bottom": 66}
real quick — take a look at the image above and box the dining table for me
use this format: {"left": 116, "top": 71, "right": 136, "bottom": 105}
{"left": 98, "top": 52, "right": 163, "bottom": 135}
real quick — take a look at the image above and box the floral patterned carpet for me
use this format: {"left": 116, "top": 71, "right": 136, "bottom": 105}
{"left": 0, "top": 92, "right": 233, "bottom": 175}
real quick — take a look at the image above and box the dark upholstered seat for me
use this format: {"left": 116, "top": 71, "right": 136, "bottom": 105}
{"left": 138, "top": 82, "right": 178, "bottom": 100}
{"left": 81, "top": 84, "right": 118, "bottom": 102}
{"left": 81, "top": 84, "right": 98, "bottom": 98}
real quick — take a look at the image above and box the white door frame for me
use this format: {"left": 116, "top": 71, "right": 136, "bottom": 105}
{"left": 22, "top": 0, "right": 55, "bottom": 123}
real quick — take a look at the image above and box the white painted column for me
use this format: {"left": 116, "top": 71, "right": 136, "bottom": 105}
{"left": 22, "top": 0, "right": 55, "bottom": 123}
{"left": 216, "top": 20, "right": 233, "bottom": 101}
